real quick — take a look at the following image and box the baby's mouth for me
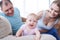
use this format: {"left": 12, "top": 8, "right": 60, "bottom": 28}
{"left": 30, "top": 24, "right": 33, "bottom": 26}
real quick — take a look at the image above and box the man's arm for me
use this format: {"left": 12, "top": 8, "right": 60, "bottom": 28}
{"left": 21, "top": 17, "right": 26, "bottom": 22}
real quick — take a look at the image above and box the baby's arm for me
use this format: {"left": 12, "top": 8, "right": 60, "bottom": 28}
{"left": 34, "top": 29, "right": 41, "bottom": 40}
{"left": 16, "top": 29, "right": 23, "bottom": 37}
{"left": 16, "top": 25, "right": 25, "bottom": 37}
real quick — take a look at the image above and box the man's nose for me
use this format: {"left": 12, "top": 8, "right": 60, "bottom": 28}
{"left": 8, "top": 10, "right": 12, "bottom": 13}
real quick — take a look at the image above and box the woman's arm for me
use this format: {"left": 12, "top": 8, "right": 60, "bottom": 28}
{"left": 55, "top": 19, "right": 60, "bottom": 35}
{"left": 36, "top": 11, "right": 43, "bottom": 20}
{"left": 55, "top": 19, "right": 60, "bottom": 29}
{"left": 39, "top": 29, "right": 48, "bottom": 33}
{"left": 37, "top": 10, "right": 49, "bottom": 19}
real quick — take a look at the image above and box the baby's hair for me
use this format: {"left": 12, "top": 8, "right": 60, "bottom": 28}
{"left": 27, "top": 13, "right": 38, "bottom": 20}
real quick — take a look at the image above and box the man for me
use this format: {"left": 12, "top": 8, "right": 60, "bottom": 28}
{"left": 0, "top": 0, "right": 23, "bottom": 35}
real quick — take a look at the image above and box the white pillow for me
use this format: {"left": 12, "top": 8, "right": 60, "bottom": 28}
{"left": 0, "top": 16, "right": 12, "bottom": 39}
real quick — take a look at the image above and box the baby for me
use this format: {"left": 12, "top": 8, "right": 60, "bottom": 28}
{"left": 16, "top": 13, "right": 41, "bottom": 40}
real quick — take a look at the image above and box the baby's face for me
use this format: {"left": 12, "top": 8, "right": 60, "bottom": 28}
{"left": 26, "top": 16, "right": 37, "bottom": 29}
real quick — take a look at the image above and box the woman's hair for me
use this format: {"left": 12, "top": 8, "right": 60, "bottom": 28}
{"left": 52, "top": 0, "right": 60, "bottom": 18}
{"left": 0, "top": 0, "right": 12, "bottom": 8}
{"left": 52, "top": 0, "right": 60, "bottom": 9}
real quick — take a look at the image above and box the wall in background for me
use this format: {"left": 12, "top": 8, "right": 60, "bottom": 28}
{"left": 0, "top": 0, "right": 54, "bottom": 18}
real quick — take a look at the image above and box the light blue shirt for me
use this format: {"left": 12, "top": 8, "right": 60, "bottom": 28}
{"left": 37, "top": 11, "right": 58, "bottom": 30}
{"left": 0, "top": 8, "right": 23, "bottom": 35}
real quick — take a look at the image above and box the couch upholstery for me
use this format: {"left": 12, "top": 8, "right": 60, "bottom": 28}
{"left": 0, "top": 34, "right": 56, "bottom": 40}
{"left": 0, "top": 16, "right": 12, "bottom": 39}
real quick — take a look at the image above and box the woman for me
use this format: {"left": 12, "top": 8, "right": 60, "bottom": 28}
{"left": 37, "top": 1, "right": 60, "bottom": 40}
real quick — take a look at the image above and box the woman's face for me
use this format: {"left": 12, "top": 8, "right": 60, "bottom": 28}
{"left": 49, "top": 3, "right": 59, "bottom": 18}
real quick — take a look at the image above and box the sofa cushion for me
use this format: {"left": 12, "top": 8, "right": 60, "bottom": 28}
{"left": 0, "top": 16, "right": 12, "bottom": 39}
{"left": 0, "top": 34, "right": 56, "bottom": 40}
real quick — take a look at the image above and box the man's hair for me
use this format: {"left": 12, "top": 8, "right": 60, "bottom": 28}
{"left": 27, "top": 13, "right": 38, "bottom": 20}
{"left": 0, "top": 1, "right": 2, "bottom": 7}
{"left": 0, "top": 0, "right": 12, "bottom": 8}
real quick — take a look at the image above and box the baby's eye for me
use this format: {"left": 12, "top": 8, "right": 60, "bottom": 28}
{"left": 34, "top": 21, "right": 36, "bottom": 22}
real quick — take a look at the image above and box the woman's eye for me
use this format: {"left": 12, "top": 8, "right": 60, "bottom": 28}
{"left": 55, "top": 10, "right": 59, "bottom": 13}
{"left": 51, "top": 8, "right": 53, "bottom": 11}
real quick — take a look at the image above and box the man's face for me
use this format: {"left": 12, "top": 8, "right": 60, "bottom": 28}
{"left": 2, "top": 1, "right": 14, "bottom": 16}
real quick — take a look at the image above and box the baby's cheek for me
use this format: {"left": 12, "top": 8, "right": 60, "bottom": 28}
{"left": 34, "top": 23, "right": 37, "bottom": 26}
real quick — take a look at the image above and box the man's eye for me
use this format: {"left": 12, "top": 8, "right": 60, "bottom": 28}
{"left": 5, "top": 10, "right": 8, "bottom": 12}
{"left": 10, "top": 7, "right": 12, "bottom": 10}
